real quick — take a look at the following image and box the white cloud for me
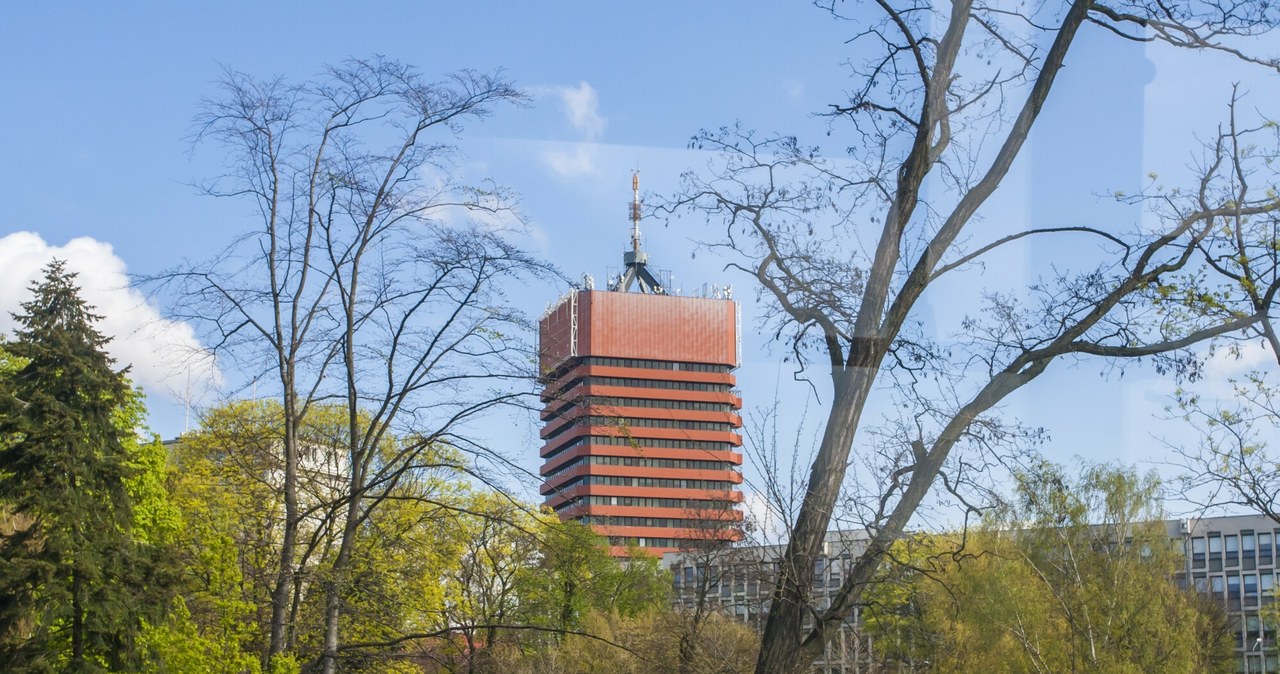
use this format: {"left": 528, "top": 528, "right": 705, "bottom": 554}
{"left": 542, "top": 81, "right": 606, "bottom": 177}
{"left": 0, "top": 231, "right": 219, "bottom": 400}
{"left": 556, "top": 81, "right": 605, "bottom": 140}
{"left": 544, "top": 144, "right": 598, "bottom": 177}
{"left": 1203, "top": 338, "right": 1274, "bottom": 381}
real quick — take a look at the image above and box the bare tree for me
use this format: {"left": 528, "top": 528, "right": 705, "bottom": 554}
{"left": 667, "top": 528, "right": 766, "bottom": 674}
{"left": 1175, "top": 370, "right": 1280, "bottom": 525}
{"left": 159, "top": 57, "right": 546, "bottom": 671}
{"left": 1169, "top": 93, "right": 1280, "bottom": 527}
{"left": 662, "top": 2, "right": 1280, "bottom": 671}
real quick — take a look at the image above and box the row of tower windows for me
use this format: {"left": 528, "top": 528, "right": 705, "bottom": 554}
{"left": 579, "top": 515, "right": 737, "bottom": 530}
{"left": 607, "top": 536, "right": 692, "bottom": 549}
{"left": 549, "top": 455, "right": 736, "bottom": 473}
{"left": 555, "top": 495, "right": 737, "bottom": 511}
{"left": 579, "top": 356, "right": 732, "bottom": 373}
{"left": 568, "top": 376, "right": 732, "bottom": 393}
{"left": 541, "top": 396, "right": 735, "bottom": 428}
{"left": 579, "top": 416, "right": 735, "bottom": 432}
{"left": 582, "top": 396, "right": 735, "bottom": 413}
{"left": 1190, "top": 571, "right": 1277, "bottom": 609}
{"left": 1189, "top": 530, "right": 1277, "bottom": 571}
{"left": 544, "top": 416, "right": 735, "bottom": 442}
{"left": 564, "top": 475, "right": 737, "bottom": 490}
{"left": 543, "top": 435, "right": 737, "bottom": 462}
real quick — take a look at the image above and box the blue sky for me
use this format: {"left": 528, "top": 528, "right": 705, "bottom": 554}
{"left": 3, "top": 3, "right": 1279, "bottom": 518}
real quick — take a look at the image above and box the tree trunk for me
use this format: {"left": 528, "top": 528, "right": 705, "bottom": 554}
{"left": 755, "top": 371, "right": 871, "bottom": 674}
{"left": 268, "top": 390, "right": 301, "bottom": 667}
{"left": 320, "top": 490, "right": 362, "bottom": 674}
{"left": 71, "top": 566, "right": 84, "bottom": 667}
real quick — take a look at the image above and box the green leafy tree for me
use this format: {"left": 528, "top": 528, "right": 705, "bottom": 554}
{"left": 167, "top": 399, "right": 476, "bottom": 671}
{"left": 161, "top": 397, "right": 674, "bottom": 671}
{"left": 133, "top": 402, "right": 269, "bottom": 673}
{"left": 515, "top": 519, "right": 669, "bottom": 639}
{"left": 865, "top": 463, "right": 1234, "bottom": 673}
{"left": 162, "top": 400, "right": 349, "bottom": 668}
{"left": 433, "top": 504, "right": 668, "bottom": 673}
{"left": 492, "top": 608, "right": 759, "bottom": 674}
{"left": 0, "top": 261, "right": 169, "bottom": 671}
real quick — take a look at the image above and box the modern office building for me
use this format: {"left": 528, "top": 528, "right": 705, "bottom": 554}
{"left": 1174, "top": 514, "right": 1279, "bottom": 674}
{"left": 537, "top": 174, "right": 745, "bottom": 557}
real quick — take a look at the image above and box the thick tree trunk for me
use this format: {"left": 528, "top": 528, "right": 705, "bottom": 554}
{"left": 755, "top": 371, "right": 873, "bottom": 674}
{"left": 751, "top": 0, "right": 1094, "bottom": 669}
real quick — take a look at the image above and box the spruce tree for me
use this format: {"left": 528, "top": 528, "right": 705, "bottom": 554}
{"left": 0, "top": 260, "right": 144, "bottom": 671}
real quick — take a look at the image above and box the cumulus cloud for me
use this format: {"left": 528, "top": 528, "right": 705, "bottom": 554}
{"left": 542, "top": 81, "right": 606, "bottom": 177}
{"left": 0, "top": 231, "right": 219, "bottom": 400}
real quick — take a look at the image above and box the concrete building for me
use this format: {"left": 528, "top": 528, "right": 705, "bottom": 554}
{"left": 537, "top": 174, "right": 745, "bottom": 556}
{"left": 1174, "top": 514, "right": 1279, "bottom": 674}
{"left": 664, "top": 530, "right": 876, "bottom": 674}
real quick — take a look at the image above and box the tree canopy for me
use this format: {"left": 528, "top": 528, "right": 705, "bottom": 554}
{"left": 864, "top": 462, "right": 1234, "bottom": 674}
{"left": 0, "top": 261, "right": 175, "bottom": 671}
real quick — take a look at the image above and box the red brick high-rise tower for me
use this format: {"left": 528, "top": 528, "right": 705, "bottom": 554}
{"left": 538, "top": 174, "right": 745, "bottom": 557}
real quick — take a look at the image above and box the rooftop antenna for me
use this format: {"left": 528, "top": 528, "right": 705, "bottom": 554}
{"left": 630, "top": 170, "right": 642, "bottom": 255}
{"left": 615, "top": 170, "right": 667, "bottom": 294}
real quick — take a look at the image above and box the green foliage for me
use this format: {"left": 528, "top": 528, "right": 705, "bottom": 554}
{"left": 432, "top": 496, "right": 671, "bottom": 672}
{"left": 169, "top": 400, "right": 488, "bottom": 669}
{"left": 314, "top": 450, "right": 469, "bottom": 669}
{"left": 1263, "top": 587, "right": 1280, "bottom": 637}
{"left": 0, "top": 261, "right": 174, "bottom": 671}
{"left": 514, "top": 518, "right": 670, "bottom": 636}
{"left": 138, "top": 597, "right": 261, "bottom": 674}
{"left": 163, "top": 400, "right": 301, "bottom": 667}
{"left": 0, "top": 342, "right": 25, "bottom": 377}
{"left": 266, "top": 653, "right": 300, "bottom": 674}
{"left": 119, "top": 393, "right": 182, "bottom": 547}
{"left": 491, "top": 608, "right": 758, "bottom": 674}
{"left": 864, "top": 461, "right": 1235, "bottom": 674}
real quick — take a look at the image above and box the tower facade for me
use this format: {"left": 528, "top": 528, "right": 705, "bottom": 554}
{"left": 537, "top": 175, "right": 745, "bottom": 557}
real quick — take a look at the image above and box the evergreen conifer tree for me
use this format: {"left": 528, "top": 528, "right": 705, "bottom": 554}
{"left": 0, "top": 260, "right": 146, "bottom": 671}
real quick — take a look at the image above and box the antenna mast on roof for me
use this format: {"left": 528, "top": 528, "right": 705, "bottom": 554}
{"left": 613, "top": 170, "right": 667, "bottom": 294}
{"left": 630, "top": 170, "right": 642, "bottom": 254}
